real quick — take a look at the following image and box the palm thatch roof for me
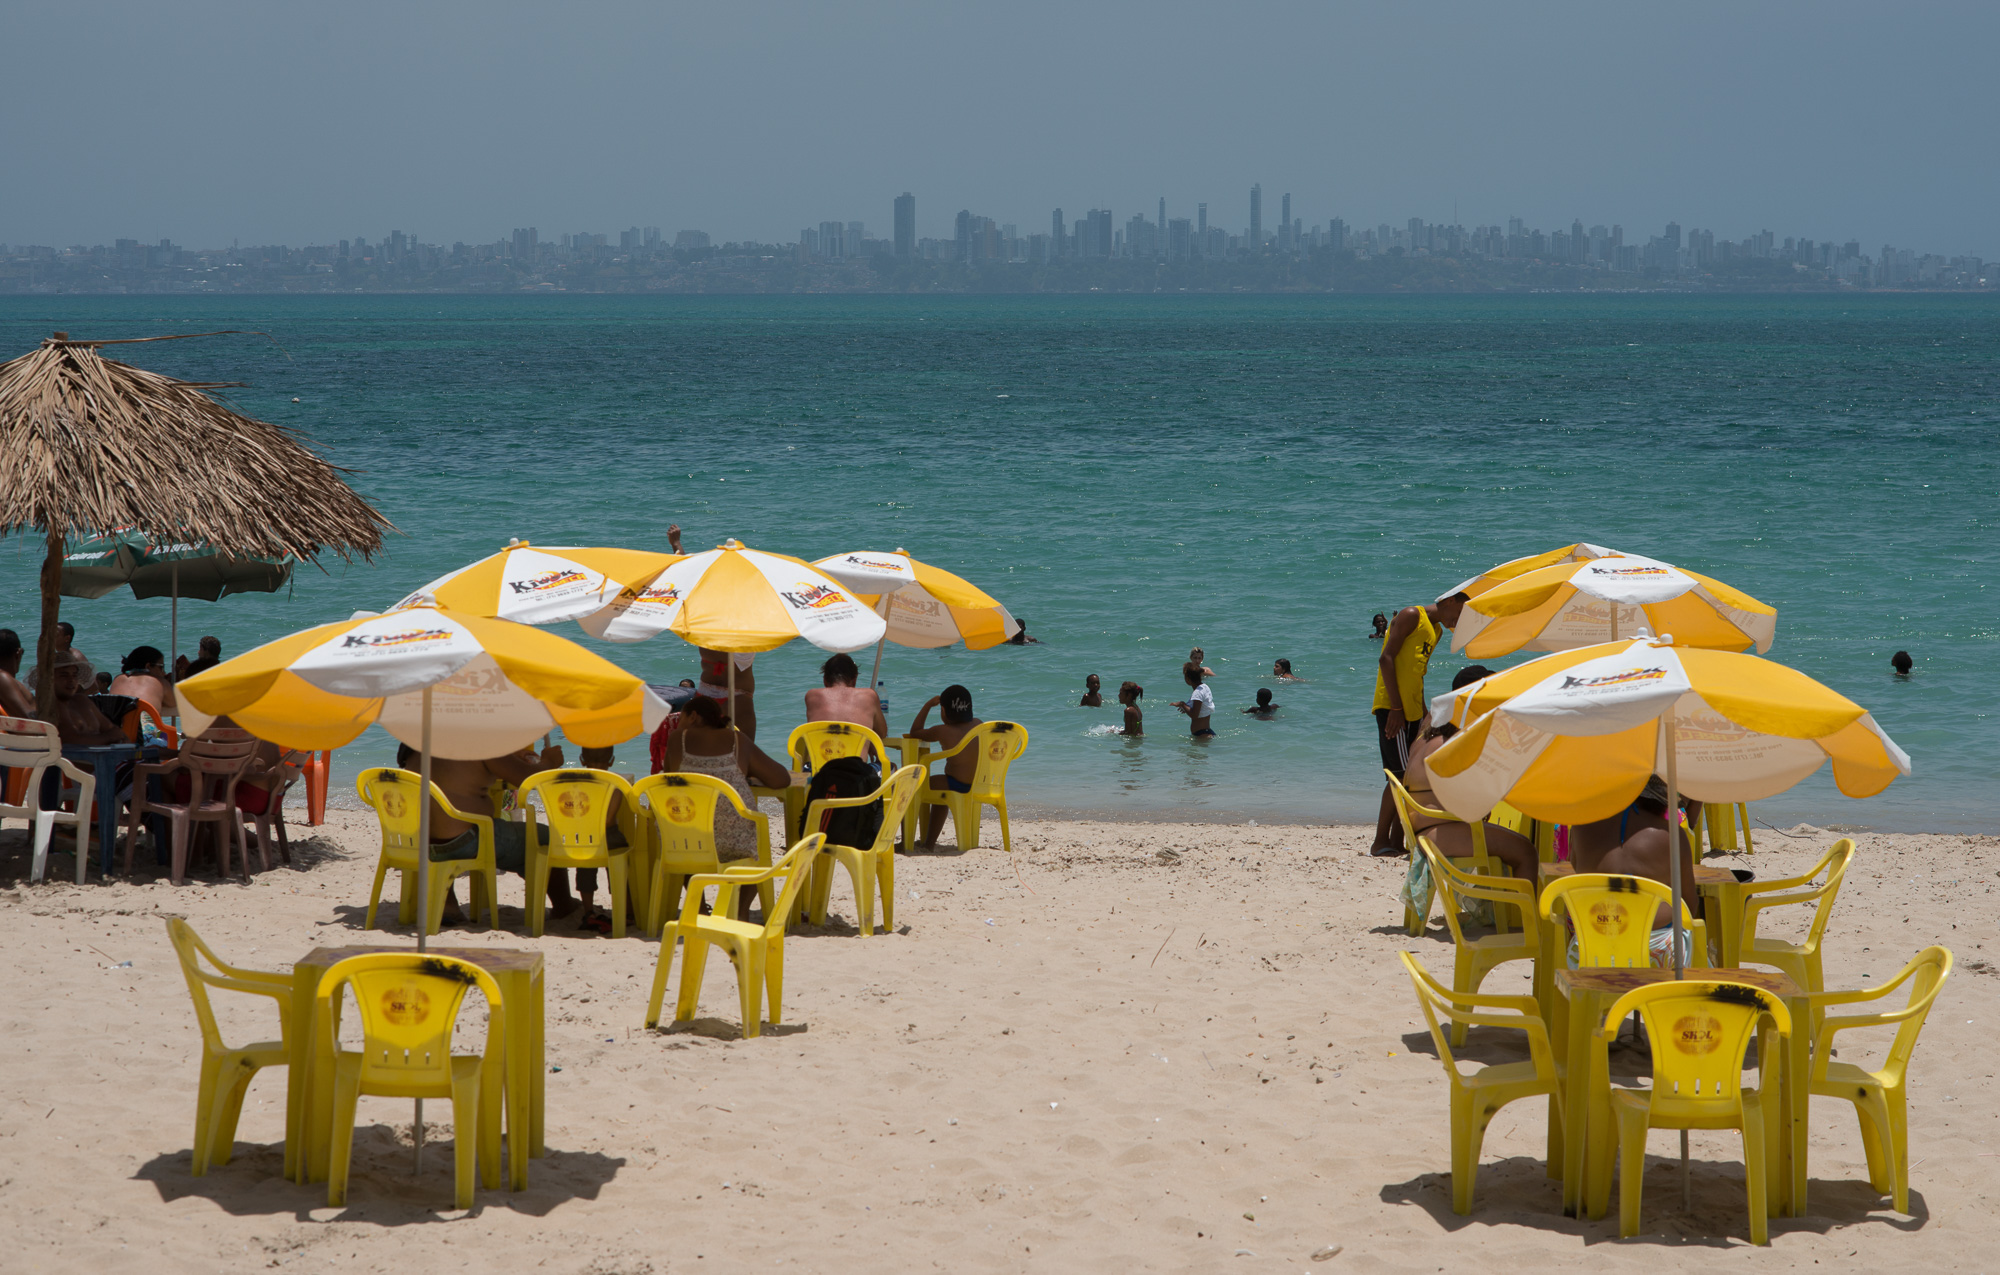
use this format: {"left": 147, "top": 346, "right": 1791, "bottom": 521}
{"left": 0, "top": 332, "right": 392, "bottom": 557}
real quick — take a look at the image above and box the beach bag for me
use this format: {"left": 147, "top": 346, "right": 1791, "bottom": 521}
{"left": 800, "top": 757, "right": 882, "bottom": 849}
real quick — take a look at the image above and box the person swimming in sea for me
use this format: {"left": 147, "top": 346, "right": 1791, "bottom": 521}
{"left": 1243, "top": 687, "right": 1279, "bottom": 717}
{"left": 1272, "top": 658, "right": 1305, "bottom": 682}
{"left": 1117, "top": 681, "right": 1144, "bottom": 736}
{"left": 1080, "top": 673, "right": 1103, "bottom": 706}
{"left": 1891, "top": 650, "right": 1913, "bottom": 677}
{"left": 1368, "top": 613, "right": 1388, "bottom": 640}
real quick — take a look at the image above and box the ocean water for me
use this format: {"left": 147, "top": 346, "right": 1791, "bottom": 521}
{"left": 2, "top": 294, "right": 1993, "bottom": 832}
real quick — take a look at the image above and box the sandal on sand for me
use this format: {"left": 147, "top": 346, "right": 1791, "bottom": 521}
{"left": 1368, "top": 844, "right": 1409, "bottom": 857}
{"left": 579, "top": 909, "right": 613, "bottom": 934}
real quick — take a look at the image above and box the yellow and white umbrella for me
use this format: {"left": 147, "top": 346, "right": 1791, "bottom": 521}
{"left": 393, "top": 539, "right": 684, "bottom": 631}
{"left": 576, "top": 539, "right": 886, "bottom": 652}
{"left": 1425, "top": 636, "right": 1909, "bottom": 975}
{"left": 1441, "top": 542, "right": 1625, "bottom": 602}
{"left": 180, "top": 605, "right": 668, "bottom": 951}
{"left": 812, "top": 549, "right": 1017, "bottom": 687}
{"left": 1450, "top": 552, "right": 1777, "bottom": 658}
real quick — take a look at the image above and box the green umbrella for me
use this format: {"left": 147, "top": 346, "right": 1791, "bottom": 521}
{"left": 61, "top": 529, "right": 293, "bottom": 677}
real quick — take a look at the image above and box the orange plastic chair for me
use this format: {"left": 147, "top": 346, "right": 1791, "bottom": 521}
{"left": 913, "top": 721, "right": 1027, "bottom": 852}
{"left": 645, "top": 833, "right": 825, "bottom": 1039}
{"left": 1591, "top": 980, "right": 1789, "bottom": 1244}
{"left": 124, "top": 727, "right": 259, "bottom": 883}
{"left": 1397, "top": 951, "right": 1562, "bottom": 1215}
{"left": 165, "top": 918, "right": 291, "bottom": 1175}
{"left": 1806, "top": 945, "right": 1953, "bottom": 1213}
{"left": 316, "top": 953, "right": 506, "bottom": 1209}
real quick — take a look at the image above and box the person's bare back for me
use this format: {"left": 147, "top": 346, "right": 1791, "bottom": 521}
{"left": 804, "top": 684, "right": 886, "bottom": 735}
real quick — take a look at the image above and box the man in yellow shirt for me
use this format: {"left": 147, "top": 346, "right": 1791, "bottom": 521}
{"left": 1368, "top": 590, "right": 1467, "bottom": 855}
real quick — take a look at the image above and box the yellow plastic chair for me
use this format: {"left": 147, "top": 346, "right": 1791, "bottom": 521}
{"left": 316, "top": 952, "right": 506, "bottom": 1209}
{"left": 1540, "top": 874, "right": 1710, "bottom": 970}
{"left": 644, "top": 833, "right": 825, "bottom": 1040}
{"left": 1805, "top": 945, "right": 1952, "bottom": 1213}
{"left": 1397, "top": 951, "right": 1562, "bottom": 1215}
{"left": 1386, "top": 770, "right": 1500, "bottom": 936}
{"left": 165, "top": 918, "right": 292, "bottom": 1176}
{"left": 801, "top": 764, "right": 924, "bottom": 934}
{"left": 913, "top": 721, "right": 1027, "bottom": 852}
{"left": 517, "top": 768, "right": 637, "bottom": 938}
{"left": 786, "top": 720, "right": 888, "bottom": 773}
{"left": 1414, "top": 837, "right": 1539, "bottom": 1046}
{"left": 1491, "top": 800, "right": 1558, "bottom": 864}
{"left": 632, "top": 772, "right": 773, "bottom": 937}
{"left": 1591, "top": 980, "right": 1789, "bottom": 1245}
{"left": 355, "top": 768, "right": 498, "bottom": 935}
{"left": 1736, "top": 839, "right": 1856, "bottom": 1004}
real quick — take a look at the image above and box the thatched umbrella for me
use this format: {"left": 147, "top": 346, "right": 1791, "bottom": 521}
{"left": 0, "top": 332, "right": 392, "bottom": 712}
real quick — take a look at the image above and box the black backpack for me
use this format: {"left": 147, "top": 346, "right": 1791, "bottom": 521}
{"left": 800, "top": 757, "right": 884, "bottom": 849}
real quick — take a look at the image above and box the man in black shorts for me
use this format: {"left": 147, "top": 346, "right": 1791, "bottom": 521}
{"left": 1367, "top": 591, "right": 1466, "bottom": 855}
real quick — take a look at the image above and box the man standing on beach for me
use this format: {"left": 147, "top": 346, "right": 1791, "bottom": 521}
{"left": 1368, "top": 591, "right": 1467, "bottom": 856}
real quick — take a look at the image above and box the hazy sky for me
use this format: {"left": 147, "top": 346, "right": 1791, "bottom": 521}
{"left": 6, "top": 1, "right": 1995, "bottom": 255}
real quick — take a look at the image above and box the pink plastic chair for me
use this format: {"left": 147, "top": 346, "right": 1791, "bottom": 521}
{"left": 124, "top": 728, "right": 259, "bottom": 883}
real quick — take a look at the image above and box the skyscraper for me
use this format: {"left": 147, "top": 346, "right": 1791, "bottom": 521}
{"left": 1280, "top": 193, "right": 1291, "bottom": 250}
{"left": 1158, "top": 197, "right": 1166, "bottom": 258}
{"left": 1052, "top": 208, "right": 1064, "bottom": 257}
{"left": 1198, "top": 202, "right": 1207, "bottom": 238}
{"left": 894, "top": 193, "right": 915, "bottom": 259}
{"left": 1249, "top": 185, "right": 1263, "bottom": 247}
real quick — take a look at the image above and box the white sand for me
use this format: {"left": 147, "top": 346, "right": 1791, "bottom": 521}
{"left": 1, "top": 812, "right": 1995, "bottom": 1273}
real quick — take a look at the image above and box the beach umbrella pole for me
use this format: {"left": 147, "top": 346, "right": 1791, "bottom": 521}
{"left": 413, "top": 686, "right": 434, "bottom": 1172}
{"left": 169, "top": 562, "right": 180, "bottom": 726}
{"left": 1660, "top": 711, "right": 1690, "bottom": 1206}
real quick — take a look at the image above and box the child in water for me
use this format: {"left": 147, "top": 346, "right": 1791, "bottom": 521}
{"left": 1080, "top": 673, "right": 1103, "bottom": 706}
{"left": 1117, "top": 681, "right": 1144, "bottom": 736}
{"left": 1243, "top": 687, "right": 1279, "bottom": 717}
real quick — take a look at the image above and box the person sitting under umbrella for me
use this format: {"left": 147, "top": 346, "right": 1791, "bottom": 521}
{"left": 803, "top": 653, "right": 889, "bottom": 755}
{"left": 108, "top": 645, "right": 178, "bottom": 719}
{"left": 1565, "top": 774, "right": 1700, "bottom": 967}
{"left": 174, "top": 635, "right": 222, "bottom": 682}
{"left": 0, "top": 629, "right": 34, "bottom": 717}
{"left": 1398, "top": 666, "right": 1538, "bottom": 881}
{"left": 399, "top": 739, "right": 579, "bottom": 925}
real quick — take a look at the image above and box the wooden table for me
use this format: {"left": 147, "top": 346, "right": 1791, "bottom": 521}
{"left": 1552, "top": 965, "right": 1807, "bottom": 1221}
{"left": 283, "top": 945, "right": 545, "bottom": 1191}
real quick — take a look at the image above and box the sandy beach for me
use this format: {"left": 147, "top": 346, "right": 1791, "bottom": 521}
{"left": 1, "top": 812, "right": 1995, "bottom": 1273}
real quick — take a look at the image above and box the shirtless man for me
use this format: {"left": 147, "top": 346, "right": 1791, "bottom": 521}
{"left": 804, "top": 652, "right": 888, "bottom": 743}
{"left": 909, "top": 685, "right": 983, "bottom": 849}
{"left": 46, "top": 658, "right": 126, "bottom": 746}
{"left": 108, "top": 645, "right": 177, "bottom": 717}
{"left": 1567, "top": 775, "right": 1699, "bottom": 959}
{"left": 403, "top": 739, "right": 577, "bottom": 922}
{"left": 0, "top": 630, "right": 35, "bottom": 718}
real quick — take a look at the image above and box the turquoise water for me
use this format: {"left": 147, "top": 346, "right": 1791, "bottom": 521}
{"left": 2, "top": 295, "right": 1993, "bottom": 831}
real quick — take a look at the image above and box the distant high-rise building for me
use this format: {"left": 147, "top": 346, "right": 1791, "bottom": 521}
{"left": 1329, "top": 218, "right": 1347, "bottom": 250}
{"left": 1085, "top": 209, "right": 1113, "bottom": 259}
{"left": 510, "top": 227, "right": 538, "bottom": 260}
{"left": 1280, "top": 194, "right": 1291, "bottom": 250}
{"left": 894, "top": 193, "right": 916, "bottom": 259}
{"left": 1167, "top": 218, "right": 1192, "bottom": 260}
{"left": 848, "top": 222, "right": 865, "bottom": 256}
{"left": 674, "top": 230, "right": 711, "bottom": 251}
{"left": 1051, "top": 207, "right": 1064, "bottom": 257}
{"left": 1249, "top": 185, "right": 1263, "bottom": 247}
{"left": 1158, "top": 197, "right": 1166, "bottom": 257}
{"left": 955, "top": 210, "right": 973, "bottom": 262}
{"left": 1198, "top": 202, "right": 1207, "bottom": 240}
{"left": 819, "top": 220, "right": 845, "bottom": 259}
{"left": 1570, "top": 219, "right": 1585, "bottom": 263}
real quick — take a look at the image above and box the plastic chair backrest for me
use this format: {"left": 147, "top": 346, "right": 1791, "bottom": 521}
{"left": 1756, "top": 839, "right": 1856, "bottom": 953}
{"left": 1877, "top": 947, "right": 1952, "bottom": 1085}
{"left": 872, "top": 765, "right": 924, "bottom": 852}
{"left": 757, "top": 834, "right": 826, "bottom": 937}
{"left": 635, "top": 772, "right": 758, "bottom": 875}
{"left": 0, "top": 715, "right": 61, "bottom": 769}
{"left": 1416, "top": 837, "right": 1522, "bottom": 945}
{"left": 1541, "top": 873, "right": 1691, "bottom": 968}
{"left": 166, "top": 917, "right": 260, "bottom": 1052}
{"left": 1397, "top": 950, "right": 1550, "bottom": 1080}
{"left": 316, "top": 953, "right": 502, "bottom": 1092}
{"left": 965, "top": 722, "right": 1028, "bottom": 799}
{"left": 519, "top": 768, "right": 635, "bottom": 861}
{"left": 787, "top": 721, "right": 887, "bottom": 772}
{"left": 355, "top": 767, "right": 430, "bottom": 866}
{"left": 1388, "top": 768, "right": 1489, "bottom": 864}
{"left": 1602, "top": 981, "right": 1789, "bottom": 1115}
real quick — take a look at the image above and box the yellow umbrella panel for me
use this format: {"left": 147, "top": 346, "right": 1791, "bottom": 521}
{"left": 812, "top": 550, "right": 1016, "bottom": 651}
{"left": 1440, "top": 542, "right": 1624, "bottom": 602}
{"left": 394, "top": 540, "right": 683, "bottom": 629}
{"left": 1452, "top": 554, "right": 1777, "bottom": 658}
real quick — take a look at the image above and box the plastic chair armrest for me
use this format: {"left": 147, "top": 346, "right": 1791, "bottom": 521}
{"left": 1741, "top": 886, "right": 1832, "bottom": 928}
{"left": 54, "top": 756, "right": 99, "bottom": 787}
{"left": 432, "top": 794, "right": 495, "bottom": 834}
{"left": 1436, "top": 986, "right": 1542, "bottom": 1015}
{"left": 1811, "top": 1007, "right": 1920, "bottom": 1082}
{"left": 916, "top": 734, "right": 975, "bottom": 763}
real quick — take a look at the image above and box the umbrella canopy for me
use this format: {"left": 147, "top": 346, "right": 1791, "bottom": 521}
{"left": 178, "top": 604, "right": 664, "bottom": 757}
{"left": 63, "top": 529, "right": 292, "bottom": 601}
{"left": 1425, "top": 637, "right": 1908, "bottom": 827}
{"left": 575, "top": 540, "right": 885, "bottom": 653}
{"left": 1450, "top": 553, "right": 1777, "bottom": 658}
{"left": 0, "top": 332, "right": 391, "bottom": 709}
{"left": 394, "top": 540, "right": 683, "bottom": 630}
{"left": 1441, "top": 542, "right": 1625, "bottom": 602}
{"left": 812, "top": 550, "right": 1017, "bottom": 650}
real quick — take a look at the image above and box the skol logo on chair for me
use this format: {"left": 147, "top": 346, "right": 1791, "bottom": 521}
{"left": 664, "top": 796, "right": 696, "bottom": 824}
{"left": 987, "top": 740, "right": 1007, "bottom": 761}
{"left": 1588, "top": 902, "right": 1633, "bottom": 936}
{"left": 557, "top": 790, "right": 593, "bottom": 820}
{"left": 1671, "top": 1014, "right": 1724, "bottom": 1055}
{"left": 381, "top": 982, "right": 432, "bottom": 1027}
{"left": 381, "top": 790, "right": 407, "bottom": 820}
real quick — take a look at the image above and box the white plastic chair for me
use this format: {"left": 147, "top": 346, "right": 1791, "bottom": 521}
{"left": 0, "top": 716, "right": 96, "bottom": 884}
